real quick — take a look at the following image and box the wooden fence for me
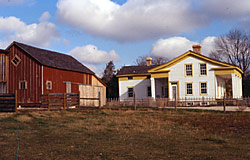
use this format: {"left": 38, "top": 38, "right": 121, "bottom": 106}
{"left": 41, "top": 92, "right": 102, "bottom": 110}
{"left": 106, "top": 97, "right": 250, "bottom": 109}
{"left": 0, "top": 93, "right": 17, "bottom": 112}
{"left": 41, "top": 93, "right": 79, "bottom": 110}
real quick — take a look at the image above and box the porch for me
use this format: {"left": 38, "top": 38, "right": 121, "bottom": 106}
{"left": 215, "top": 69, "right": 242, "bottom": 99}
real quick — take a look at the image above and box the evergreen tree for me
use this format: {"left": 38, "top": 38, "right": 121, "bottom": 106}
{"left": 102, "top": 61, "right": 118, "bottom": 98}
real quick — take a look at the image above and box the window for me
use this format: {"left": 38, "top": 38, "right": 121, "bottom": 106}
{"left": 185, "top": 64, "right": 192, "bottom": 76}
{"left": 19, "top": 80, "right": 27, "bottom": 90}
{"left": 200, "top": 63, "right": 207, "bottom": 76}
{"left": 46, "top": 80, "right": 52, "bottom": 90}
{"left": 147, "top": 75, "right": 151, "bottom": 79}
{"left": 128, "top": 76, "right": 133, "bottom": 80}
{"left": 186, "top": 83, "right": 193, "bottom": 95}
{"left": 11, "top": 55, "right": 21, "bottom": 67}
{"left": 147, "top": 86, "right": 151, "bottom": 97}
{"left": 66, "top": 83, "right": 71, "bottom": 93}
{"left": 200, "top": 82, "right": 207, "bottom": 94}
{"left": 128, "top": 87, "right": 134, "bottom": 97}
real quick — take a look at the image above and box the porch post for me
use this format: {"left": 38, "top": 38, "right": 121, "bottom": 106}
{"left": 231, "top": 73, "right": 237, "bottom": 98}
{"left": 150, "top": 78, "right": 156, "bottom": 99}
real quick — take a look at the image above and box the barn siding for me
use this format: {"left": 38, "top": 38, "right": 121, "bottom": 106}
{"left": 8, "top": 45, "right": 42, "bottom": 105}
{"left": 0, "top": 54, "right": 8, "bottom": 82}
{"left": 43, "top": 66, "right": 92, "bottom": 94}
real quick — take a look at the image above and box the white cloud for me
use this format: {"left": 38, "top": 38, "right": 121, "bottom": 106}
{"left": 56, "top": 0, "right": 250, "bottom": 42}
{"left": 150, "top": 37, "right": 197, "bottom": 59}
{"left": 69, "top": 44, "right": 120, "bottom": 64}
{"left": 150, "top": 36, "right": 217, "bottom": 59}
{"left": 39, "top": 11, "right": 51, "bottom": 22}
{"left": 201, "top": 36, "right": 217, "bottom": 56}
{"left": 56, "top": 0, "right": 208, "bottom": 42}
{"left": 0, "top": 12, "right": 59, "bottom": 47}
{"left": 85, "top": 64, "right": 103, "bottom": 78}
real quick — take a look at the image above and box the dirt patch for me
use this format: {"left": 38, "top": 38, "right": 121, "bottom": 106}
{"left": 15, "top": 114, "right": 33, "bottom": 122}
{"left": 176, "top": 113, "right": 250, "bottom": 134}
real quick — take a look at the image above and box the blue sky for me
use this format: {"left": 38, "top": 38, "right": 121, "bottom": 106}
{"left": 0, "top": 0, "right": 249, "bottom": 76}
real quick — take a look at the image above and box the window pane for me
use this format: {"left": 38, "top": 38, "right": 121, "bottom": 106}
{"left": 186, "top": 64, "right": 192, "bottom": 76}
{"left": 200, "top": 64, "right": 207, "bottom": 75}
{"left": 128, "top": 88, "right": 134, "bottom": 97}
{"left": 186, "top": 83, "right": 192, "bottom": 95}
{"left": 201, "top": 83, "right": 207, "bottom": 94}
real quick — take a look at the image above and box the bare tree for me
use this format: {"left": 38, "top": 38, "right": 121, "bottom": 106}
{"left": 135, "top": 55, "right": 168, "bottom": 66}
{"left": 210, "top": 29, "right": 250, "bottom": 78}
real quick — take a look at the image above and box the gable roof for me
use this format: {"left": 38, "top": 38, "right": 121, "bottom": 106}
{"left": 7, "top": 41, "right": 94, "bottom": 74}
{"left": 148, "top": 50, "right": 243, "bottom": 74}
{"left": 117, "top": 65, "right": 160, "bottom": 76}
{"left": 117, "top": 50, "right": 243, "bottom": 77}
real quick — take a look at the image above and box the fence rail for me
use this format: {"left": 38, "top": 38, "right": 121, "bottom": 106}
{"left": 106, "top": 97, "right": 250, "bottom": 109}
{"left": 41, "top": 93, "right": 79, "bottom": 110}
{"left": 0, "top": 93, "right": 16, "bottom": 112}
{"left": 41, "top": 92, "right": 102, "bottom": 110}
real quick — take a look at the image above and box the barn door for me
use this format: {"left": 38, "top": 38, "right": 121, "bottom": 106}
{"left": 0, "top": 82, "right": 7, "bottom": 93}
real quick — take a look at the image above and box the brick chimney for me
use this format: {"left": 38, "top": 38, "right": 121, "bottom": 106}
{"left": 146, "top": 57, "right": 152, "bottom": 66}
{"left": 192, "top": 44, "right": 202, "bottom": 54}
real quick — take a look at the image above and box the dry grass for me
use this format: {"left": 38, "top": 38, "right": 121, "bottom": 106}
{"left": 0, "top": 109, "right": 249, "bottom": 160}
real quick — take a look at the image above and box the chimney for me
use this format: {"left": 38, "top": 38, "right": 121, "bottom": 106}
{"left": 146, "top": 57, "right": 152, "bottom": 66}
{"left": 192, "top": 44, "right": 202, "bottom": 54}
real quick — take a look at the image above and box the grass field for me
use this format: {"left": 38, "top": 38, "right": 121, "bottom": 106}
{"left": 0, "top": 109, "right": 249, "bottom": 160}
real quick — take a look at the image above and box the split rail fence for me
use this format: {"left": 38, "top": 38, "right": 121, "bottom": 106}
{"left": 0, "top": 93, "right": 17, "bottom": 112}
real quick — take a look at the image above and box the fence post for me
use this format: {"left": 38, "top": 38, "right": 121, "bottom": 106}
{"left": 98, "top": 92, "right": 101, "bottom": 108}
{"left": 48, "top": 94, "right": 50, "bottom": 111}
{"left": 63, "top": 93, "right": 66, "bottom": 110}
{"left": 175, "top": 98, "right": 177, "bottom": 111}
{"left": 223, "top": 93, "right": 226, "bottom": 113}
{"left": 15, "top": 90, "right": 18, "bottom": 113}
{"left": 78, "top": 91, "right": 80, "bottom": 108}
{"left": 133, "top": 92, "right": 136, "bottom": 110}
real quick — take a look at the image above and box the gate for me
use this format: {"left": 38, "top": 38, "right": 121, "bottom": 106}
{"left": 79, "top": 85, "right": 104, "bottom": 107}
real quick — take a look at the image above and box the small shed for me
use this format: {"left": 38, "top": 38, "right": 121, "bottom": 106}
{"left": 79, "top": 75, "right": 106, "bottom": 107}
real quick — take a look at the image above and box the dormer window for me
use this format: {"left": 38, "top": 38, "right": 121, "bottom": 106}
{"left": 11, "top": 55, "right": 21, "bottom": 67}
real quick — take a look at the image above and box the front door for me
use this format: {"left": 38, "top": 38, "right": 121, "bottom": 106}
{"left": 172, "top": 83, "right": 178, "bottom": 100}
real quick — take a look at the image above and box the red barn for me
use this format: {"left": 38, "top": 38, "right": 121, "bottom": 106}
{"left": 0, "top": 41, "right": 103, "bottom": 107}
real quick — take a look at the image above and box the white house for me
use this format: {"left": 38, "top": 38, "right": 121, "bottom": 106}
{"left": 117, "top": 45, "right": 243, "bottom": 101}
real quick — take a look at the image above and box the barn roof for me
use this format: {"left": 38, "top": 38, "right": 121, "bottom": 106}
{"left": 8, "top": 41, "right": 94, "bottom": 74}
{"left": 0, "top": 49, "right": 9, "bottom": 54}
